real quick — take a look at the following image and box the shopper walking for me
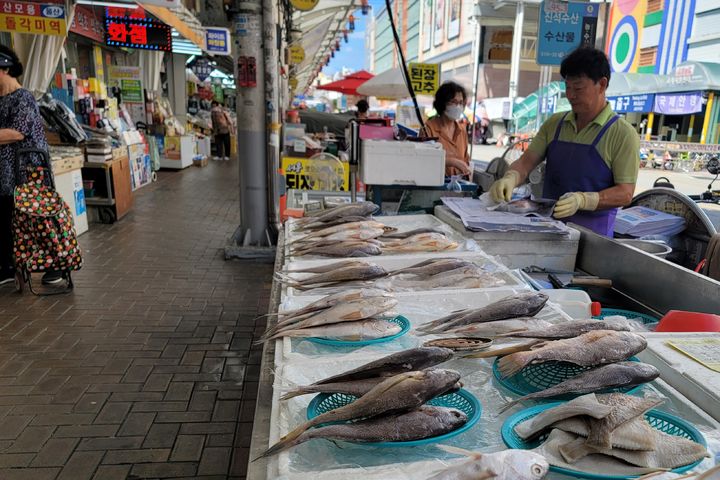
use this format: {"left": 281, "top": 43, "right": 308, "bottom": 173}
{"left": 0, "top": 45, "right": 61, "bottom": 286}
{"left": 211, "top": 101, "right": 233, "bottom": 161}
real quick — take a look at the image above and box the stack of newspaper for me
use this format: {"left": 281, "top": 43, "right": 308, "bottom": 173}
{"left": 614, "top": 206, "right": 686, "bottom": 236}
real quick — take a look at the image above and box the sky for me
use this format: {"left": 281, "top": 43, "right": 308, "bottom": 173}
{"left": 323, "top": 0, "right": 385, "bottom": 76}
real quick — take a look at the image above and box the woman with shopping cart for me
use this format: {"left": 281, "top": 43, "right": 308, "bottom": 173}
{"left": 0, "top": 45, "right": 62, "bottom": 287}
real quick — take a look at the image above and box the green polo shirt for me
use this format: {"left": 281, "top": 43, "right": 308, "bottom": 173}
{"left": 527, "top": 103, "right": 640, "bottom": 184}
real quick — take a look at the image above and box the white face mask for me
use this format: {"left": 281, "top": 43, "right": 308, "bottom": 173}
{"left": 444, "top": 105, "right": 464, "bottom": 121}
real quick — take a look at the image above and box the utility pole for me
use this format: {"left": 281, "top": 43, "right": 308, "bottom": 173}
{"left": 226, "top": 1, "right": 275, "bottom": 259}
{"left": 508, "top": 0, "right": 524, "bottom": 132}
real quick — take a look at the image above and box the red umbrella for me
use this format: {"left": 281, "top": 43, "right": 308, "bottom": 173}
{"left": 315, "top": 70, "right": 374, "bottom": 96}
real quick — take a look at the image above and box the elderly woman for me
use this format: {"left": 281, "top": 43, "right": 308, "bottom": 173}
{"left": 0, "top": 45, "right": 57, "bottom": 286}
{"left": 423, "top": 81, "right": 472, "bottom": 176}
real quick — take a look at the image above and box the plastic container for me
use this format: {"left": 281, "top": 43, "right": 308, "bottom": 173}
{"left": 540, "top": 289, "right": 592, "bottom": 319}
{"left": 656, "top": 310, "right": 720, "bottom": 332}
{"left": 361, "top": 140, "right": 445, "bottom": 186}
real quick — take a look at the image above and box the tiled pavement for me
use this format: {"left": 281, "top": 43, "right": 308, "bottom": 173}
{"left": 0, "top": 160, "right": 274, "bottom": 479}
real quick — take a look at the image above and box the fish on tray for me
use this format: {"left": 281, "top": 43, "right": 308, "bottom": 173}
{"left": 381, "top": 233, "right": 459, "bottom": 253}
{"left": 270, "top": 288, "right": 390, "bottom": 326}
{"left": 295, "top": 201, "right": 379, "bottom": 225}
{"left": 418, "top": 292, "right": 549, "bottom": 335}
{"left": 280, "top": 377, "right": 463, "bottom": 401}
{"left": 391, "top": 266, "right": 506, "bottom": 290}
{"left": 292, "top": 220, "right": 394, "bottom": 243}
{"left": 292, "top": 240, "right": 383, "bottom": 257}
{"left": 257, "top": 368, "right": 462, "bottom": 458}
{"left": 492, "top": 198, "right": 555, "bottom": 216}
{"left": 495, "top": 318, "right": 635, "bottom": 339}
{"left": 264, "top": 318, "right": 402, "bottom": 342}
{"left": 496, "top": 330, "right": 648, "bottom": 377}
{"left": 261, "top": 406, "right": 467, "bottom": 454}
{"left": 451, "top": 318, "right": 553, "bottom": 338}
{"left": 387, "top": 258, "right": 477, "bottom": 278}
{"left": 275, "top": 263, "right": 389, "bottom": 290}
{"left": 499, "top": 362, "right": 660, "bottom": 413}
{"left": 426, "top": 445, "right": 549, "bottom": 480}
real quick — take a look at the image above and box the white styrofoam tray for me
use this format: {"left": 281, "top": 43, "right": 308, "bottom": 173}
{"left": 275, "top": 288, "right": 568, "bottom": 361}
{"left": 279, "top": 251, "right": 527, "bottom": 299}
{"left": 284, "top": 214, "right": 482, "bottom": 260}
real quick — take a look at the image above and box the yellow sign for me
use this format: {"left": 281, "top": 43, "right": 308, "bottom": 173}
{"left": 282, "top": 156, "right": 349, "bottom": 191}
{"left": 289, "top": 76, "right": 299, "bottom": 91}
{"left": 289, "top": 45, "right": 305, "bottom": 65}
{"left": 0, "top": 0, "right": 66, "bottom": 36}
{"left": 408, "top": 62, "right": 440, "bottom": 95}
{"left": 289, "top": 0, "right": 318, "bottom": 11}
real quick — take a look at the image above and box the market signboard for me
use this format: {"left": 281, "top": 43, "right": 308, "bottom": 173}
{"left": 71, "top": 5, "right": 104, "bottom": 43}
{"left": 0, "top": 1, "right": 66, "bottom": 36}
{"left": 408, "top": 62, "right": 439, "bottom": 95}
{"left": 105, "top": 17, "right": 171, "bottom": 51}
{"left": 653, "top": 91, "right": 703, "bottom": 115}
{"left": 289, "top": 45, "right": 305, "bottom": 65}
{"left": 192, "top": 58, "right": 213, "bottom": 82}
{"left": 205, "top": 27, "right": 231, "bottom": 55}
{"left": 282, "top": 156, "right": 350, "bottom": 191}
{"left": 109, "top": 66, "right": 144, "bottom": 103}
{"left": 537, "top": 0, "right": 598, "bottom": 66}
{"left": 608, "top": 94, "right": 654, "bottom": 113}
{"left": 289, "top": 0, "right": 318, "bottom": 12}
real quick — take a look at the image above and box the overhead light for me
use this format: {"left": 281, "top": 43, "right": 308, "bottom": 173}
{"left": 77, "top": 0, "right": 139, "bottom": 8}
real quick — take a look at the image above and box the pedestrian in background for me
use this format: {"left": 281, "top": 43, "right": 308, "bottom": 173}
{"left": 211, "top": 100, "right": 233, "bottom": 161}
{"left": 0, "top": 45, "right": 59, "bottom": 286}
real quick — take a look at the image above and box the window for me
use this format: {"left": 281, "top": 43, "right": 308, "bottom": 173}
{"left": 639, "top": 46, "right": 657, "bottom": 67}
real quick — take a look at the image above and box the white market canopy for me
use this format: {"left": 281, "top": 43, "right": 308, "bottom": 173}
{"left": 292, "top": 0, "right": 361, "bottom": 94}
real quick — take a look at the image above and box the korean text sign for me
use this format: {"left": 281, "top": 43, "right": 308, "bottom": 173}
{"left": 408, "top": 63, "right": 439, "bottom": 95}
{"left": 653, "top": 91, "right": 703, "bottom": 115}
{"left": 537, "top": 0, "right": 598, "bottom": 66}
{"left": 282, "top": 156, "right": 349, "bottom": 192}
{"left": 206, "top": 27, "right": 231, "bottom": 55}
{"left": 105, "top": 10, "right": 171, "bottom": 52}
{"left": 608, "top": 94, "right": 654, "bottom": 113}
{"left": 0, "top": 1, "right": 66, "bottom": 36}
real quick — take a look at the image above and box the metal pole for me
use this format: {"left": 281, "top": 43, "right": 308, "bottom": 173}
{"left": 508, "top": 0, "right": 524, "bottom": 132}
{"left": 469, "top": 0, "right": 481, "bottom": 161}
{"left": 263, "top": 0, "right": 281, "bottom": 236}
{"left": 226, "top": 2, "right": 274, "bottom": 259}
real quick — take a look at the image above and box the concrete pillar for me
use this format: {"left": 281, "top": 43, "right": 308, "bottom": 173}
{"left": 167, "top": 53, "right": 188, "bottom": 120}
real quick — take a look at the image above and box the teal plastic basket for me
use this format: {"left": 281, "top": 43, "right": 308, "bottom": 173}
{"left": 492, "top": 357, "right": 642, "bottom": 399}
{"left": 305, "top": 388, "right": 482, "bottom": 447}
{"left": 501, "top": 402, "right": 707, "bottom": 479}
{"left": 593, "top": 308, "right": 659, "bottom": 326}
{"left": 306, "top": 315, "right": 410, "bottom": 347}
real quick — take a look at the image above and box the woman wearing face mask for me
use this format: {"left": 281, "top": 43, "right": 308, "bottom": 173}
{"left": 423, "top": 81, "right": 472, "bottom": 176}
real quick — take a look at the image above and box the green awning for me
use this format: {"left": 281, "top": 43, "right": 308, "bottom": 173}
{"left": 607, "top": 61, "right": 720, "bottom": 96}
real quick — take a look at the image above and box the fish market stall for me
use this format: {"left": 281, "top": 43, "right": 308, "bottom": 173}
{"left": 247, "top": 203, "right": 720, "bottom": 480}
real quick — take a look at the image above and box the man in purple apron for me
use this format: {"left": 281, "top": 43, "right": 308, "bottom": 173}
{"left": 490, "top": 47, "right": 640, "bottom": 236}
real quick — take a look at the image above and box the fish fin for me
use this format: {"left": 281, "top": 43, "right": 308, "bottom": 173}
{"left": 489, "top": 328, "right": 531, "bottom": 338}
{"left": 559, "top": 437, "right": 595, "bottom": 464}
{"left": 253, "top": 422, "right": 311, "bottom": 460}
{"left": 585, "top": 426, "right": 612, "bottom": 450}
{"left": 463, "top": 340, "right": 541, "bottom": 359}
{"left": 695, "top": 465, "right": 720, "bottom": 480}
{"left": 279, "top": 386, "right": 314, "bottom": 401}
{"left": 498, "top": 396, "right": 525, "bottom": 414}
{"left": 435, "top": 444, "right": 482, "bottom": 459}
{"left": 497, "top": 352, "right": 530, "bottom": 378}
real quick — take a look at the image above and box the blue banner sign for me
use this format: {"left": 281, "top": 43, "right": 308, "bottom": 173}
{"left": 608, "top": 94, "right": 654, "bottom": 113}
{"left": 537, "top": 0, "right": 599, "bottom": 66}
{"left": 205, "top": 27, "right": 231, "bottom": 55}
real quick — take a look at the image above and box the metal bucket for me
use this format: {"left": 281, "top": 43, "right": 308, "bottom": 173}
{"left": 617, "top": 239, "right": 672, "bottom": 258}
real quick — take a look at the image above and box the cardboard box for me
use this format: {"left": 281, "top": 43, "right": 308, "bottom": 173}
{"left": 193, "top": 157, "right": 209, "bottom": 167}
{"left": 361, "top": 140, "right": 445, "bottom": 186}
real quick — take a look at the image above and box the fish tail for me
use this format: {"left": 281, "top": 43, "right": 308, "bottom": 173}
{"left": 253, "top": 423, "right": 311, "bottom": 460}
{"left": 497, "top": 352, "right": 530, "bottom": 378}
{"left": 435, "top": 444, "right": 482, "bottom": 459}
{"left": 585, "top": 428, "right": 613, "bottom": 450}
{"left": 498, "top": 397, "right": 524, "bottom": 414}
{"left": 558, "top": 438, "right": 596, "bottom": 464}
{"left": 279, "top": 386, "right": 316, "bottom": 401}
{"left": 463, "top": 340, "right": 540, "bottom": 359}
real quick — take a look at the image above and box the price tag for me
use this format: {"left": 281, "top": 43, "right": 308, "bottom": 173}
{"left": 293, "top": 139, "right": 306, "bottom": 153}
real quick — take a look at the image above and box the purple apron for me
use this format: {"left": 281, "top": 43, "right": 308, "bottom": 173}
{"left": 543, "top": 113, "right": 620, "bottom": 236}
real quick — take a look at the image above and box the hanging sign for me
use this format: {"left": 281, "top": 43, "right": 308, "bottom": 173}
{"left": 408, "top": 62, "right": 440, "bottom": 95}
{"left": 205, "top": 27, "right": 231, "bottom": 55}
{"left": 71, "top": 5, "right": 104, "bottom": 43}
{"left": 105, "top": 17, "right": 172, "bottom": 51}
{"left": 289, "top": 76, "right": 299, "bottom": 91}
{"left": 537, "top": 0, "right": 598, "bottom": 66}
{"left": 0, "top": 1, "right": 66, "bottom": 36}
{"left": 282, "top": 157, "right": 350, "bottom": 191}
{"left": 289, "top": 0, "right": 319, "bottom": 12}
{"left": 192, "top": 58, "right": 213, "bottom": 82}
{"left": 109, "top": 66, "right": 143, "bottom": 103}
{"left": 289, "top": 45, "right": 305, "bottom": 65}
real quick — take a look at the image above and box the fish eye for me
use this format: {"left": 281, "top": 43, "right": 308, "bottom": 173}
{"left": 532, "top": 464, "right": 544, "bottom": 475}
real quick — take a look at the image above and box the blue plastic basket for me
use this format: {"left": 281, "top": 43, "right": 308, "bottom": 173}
{"left": 501, "top": 402, "right": 707, "bottom": 479}
{"left": 306, "top": 388, "right": 482, "bottom": 447}
{"left": 492, "top": 357, "right": 643, "bottom": 399}
{"left": 306, "top": 315, "right": 410, "bottom": 347}
{"left": 593, "top": 308, "right": 659, "bottom": 326}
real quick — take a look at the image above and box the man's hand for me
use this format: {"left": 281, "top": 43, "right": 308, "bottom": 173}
{"left": 553, "top": 192, "right": 600, "bottom": 218}
{"left": 447, "top": 158, "right": 472, "bottom": 176}
{"left": 489, "top": 170, "right": 521, "bottom": 203}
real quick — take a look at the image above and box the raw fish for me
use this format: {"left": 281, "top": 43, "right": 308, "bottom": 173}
{"left": 514, "top": 394, "right": 613, "bottom": 440}
{"left": 426, "top": 445, "right": 549, "bottom": 480}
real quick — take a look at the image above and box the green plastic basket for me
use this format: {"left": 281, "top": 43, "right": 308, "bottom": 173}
{"left": 306, "top": 316, "right": 410, "bottom": 347}
{"left": 593, "top": 308, "right": 659, "bottom": 325}
{"left": 305, "top": 388, "right": 482, "bottom": 447}
{"left": 492, "top": 357, "right": 642, "bottom": 399}
{"left": 501, "top": 402, "right": 707, "bottom": 479}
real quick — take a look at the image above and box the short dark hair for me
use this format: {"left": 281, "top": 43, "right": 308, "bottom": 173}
{"left": 433, "top": 81, "right": 467, "bottom": 115}
{"left": 356, "top": 99, "right": 369, "bottom": 113}
{"left": 211, "top": 100, "right": 219, "bottom": 106}
{"left": 0, "top": 44, "right": 23, "bottom": 78}
{"left": 560, "top": 47, "right": 611, "bottom": 84}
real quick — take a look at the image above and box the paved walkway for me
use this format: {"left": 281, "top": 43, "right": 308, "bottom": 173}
{"left": 0, "top": 160, "right": 273, "bottom": 479}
